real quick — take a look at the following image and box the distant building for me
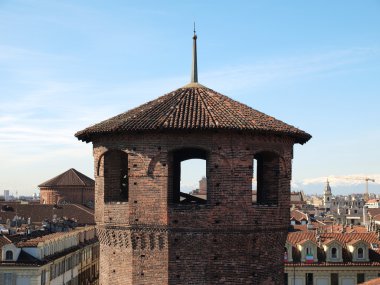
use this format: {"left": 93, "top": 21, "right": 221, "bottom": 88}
{"left": 285, "top": 230, "right": 380, "bottom": 285}
{"left": 39, "top": 168, "right": 95, "bottom": 208}
{"left": 367, "top": 208, "right": 380, "bottom": 232}
{"left": 366, "top": 199, "right": 380, "bottom": 209}
{"left": 0, "top": 226, "right": 99, "bottom": 285}
{"left": 3, "top": 191, "right": 10, "bottom": 202}
{"left": 188, "top": 177, "right": 207, "bottom": 200}
{"left": 322, "top": 180, "right": 332, "bottom": 210}
{"left": 290, "top": 210, "right": 309, "bottom": 226}
{"left": 320, "top": 180, "right": 365, "bottom": 226}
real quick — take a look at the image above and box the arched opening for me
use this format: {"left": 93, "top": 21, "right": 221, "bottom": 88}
{"left": 5, "top": 250, "right": 13, "bottom": 260}
{"left": 253, "top": 151, "right": 280, "bottom": 205}
{"left": 103, "top": 150, "right": 129, "bottom": 202}
{"left": 331, "top": 247, "right": 337, "bottom": 259}
{"left": 170, "top": 148, "right": 208, "bottom": 204}
{"left": 358, "top": 247, "right": 364, "bottom": 259}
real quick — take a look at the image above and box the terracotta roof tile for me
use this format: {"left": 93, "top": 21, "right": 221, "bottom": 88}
{"left": 360, "top": 277, "right": 380, "bottom": 285}
{"left": 38, "top": 168, "right": 94, "bottom": 187}
{"left": 368, "top": 208, "right": 380, "bottom": 217}
{"left": 75, "top": 84, "right": 311, "bottom": 144}
{"left": 290, "top": 210, "right": 308, "bottom": 222}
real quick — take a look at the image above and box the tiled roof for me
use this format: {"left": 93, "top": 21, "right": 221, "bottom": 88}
{"left": 368, "top": 208, "right": 380, "bottom": 217}
{"left": 360, "top": 277, "right": 380, "bottom": 285}
{"left": 38, "top": 168, "right": 94, "bottom": 187}
{"left": 290, "top": 210, "right": 308, "bottom": 222}
{"left": 75, "top": 84, "right": 311, "bottom": 144}
{"left": 0, "top": 235, "right": 12, "bottom": 248}
{"left": 286, "top": 231, "right": 380, "bottom": 266}
{"left": 16, "top": 227, "right": 87, "bottom": 247}
{"left": 322, "top": 238, "right": 343, "bottom": 246}
{"left": 288, "top": 231, "right": 380, "bottom": 246}
{"left": 0, "top": 202, "right": 94, "bottom": 225}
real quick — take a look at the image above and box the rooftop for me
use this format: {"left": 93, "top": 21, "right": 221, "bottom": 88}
{"left": 0, "top": 202, "right": 94, "bottom": 225}
{"left": 76, "top": 32, "right": 311, "bottom": 145}
{"left": 38, "top": 168, "right": 95, "bottom": 188}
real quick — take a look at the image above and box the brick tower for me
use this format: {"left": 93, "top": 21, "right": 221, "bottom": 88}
{"left": 76, "top": 31, "right": 311, "bottom": 285}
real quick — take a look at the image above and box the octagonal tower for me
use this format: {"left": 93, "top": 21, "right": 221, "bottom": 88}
{"left": 76, "top": 31, "right": 311, "bottom": 285}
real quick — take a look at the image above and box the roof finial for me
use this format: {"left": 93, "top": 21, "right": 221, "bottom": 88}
{"left": 191, "top": 22, "right": 198, "bottom": 83}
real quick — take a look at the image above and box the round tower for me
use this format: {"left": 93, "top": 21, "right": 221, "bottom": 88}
{"left": 75, "top": 31, "right": 311, "bottom": 285}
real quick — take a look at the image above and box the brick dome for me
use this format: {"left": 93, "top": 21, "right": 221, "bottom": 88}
{"left": 75, "top": 83, "right": 311, "bottom": 144}
{"left": 38, "top": 168, "right": 95, "bottom": 207}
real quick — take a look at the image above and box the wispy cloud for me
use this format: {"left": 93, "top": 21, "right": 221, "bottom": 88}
{"left": 202, "top": 47, "right": 380, "bottom": 93}
{"left": 1, "top": 44, "right": 379, "bottom": 193}
{"left": 302, "top": 174, "right": 380, "bottom": 186}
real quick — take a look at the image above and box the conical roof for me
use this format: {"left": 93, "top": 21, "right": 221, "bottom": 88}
{"left": 75, "top": 83, "right": 311, "bottom": 144}
{"left": 38, "top": 168, "right": 95, "bottom": 188}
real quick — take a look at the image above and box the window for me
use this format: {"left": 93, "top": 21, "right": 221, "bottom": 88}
{"left": 305, "top": 273, "right": 313, "bottom": 285}
{"left": 5, "top": 250, "right": 13, "bottom": 260}
{"left": 284, "top": 247, "right": 288, "bottom": 261}
{"left": 170, "top": 148, "right": 208, "bottom": 204}
{"left": 254, "top": 152, "right": 280, "bottom": 205}
{"left": 41, "top": 269, "right": 46, "bottom": 285}
{"left": 306, "top": 247, "right": 313, "bottom": 255}
{"left": 358, "top": 247, "right": 364, "bottom": 259}
{"left": 331, "top": 273, "right": 339, "bottom": 285}
{"left": 3, "top": 273, "right": 13, "bottom": 285}
{"left": 284, "top": 273, "right": 288, "bottom": 285}
{"left": 103, "top": 150, "right": 129, "bottom": 202}
{"left": 357, "top": 273, "right": 365, "bottom": 283}
{"left": 331, "top": 247, "right": 337, "bottom": 259}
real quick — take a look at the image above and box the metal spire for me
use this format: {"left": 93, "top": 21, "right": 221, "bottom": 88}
{"left": 191, "top": 22, "right": 198, "bottom": 83}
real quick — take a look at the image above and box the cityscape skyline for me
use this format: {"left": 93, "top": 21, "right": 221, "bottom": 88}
{"left": 1, "top": 0, "right": 379, "bottom": 196}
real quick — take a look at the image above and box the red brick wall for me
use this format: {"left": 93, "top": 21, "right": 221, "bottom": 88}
{"left": 93, "top": 131, "right": 294, "bottom": 285}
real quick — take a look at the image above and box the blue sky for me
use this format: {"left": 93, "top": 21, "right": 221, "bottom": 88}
{"left": 0, "top": 0, "right": 379, "bottom": 196}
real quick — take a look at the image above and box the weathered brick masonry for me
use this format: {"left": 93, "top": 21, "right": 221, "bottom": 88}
{"left": 75, "top": 32, "right": 311, "bottom": 285}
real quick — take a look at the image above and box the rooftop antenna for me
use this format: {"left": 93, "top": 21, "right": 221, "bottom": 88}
{"left": 191, "top": 22, "right": 198, "bottom": 83}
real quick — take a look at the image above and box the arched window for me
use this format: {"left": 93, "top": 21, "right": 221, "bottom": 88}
{"left": 331, "top": 247, "right": 337, "bottom": 259}
{"left": 358, "top": 247, "right": 364, "bottom": 259}
{"left": 170, "top": 148, "right": 208, "bottom": 204}
{"left": 5, "top": 250, "right": 13, "bottom": 260}
{"left": 253, "top": 152, "right": 280, "bottom": 205}
{"left": 103, "top": 150, "right": 129, "bottom": 202}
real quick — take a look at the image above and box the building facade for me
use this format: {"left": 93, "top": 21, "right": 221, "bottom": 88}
{"left": 0, "top": 226, "right": 99, "bottom": 285}
{"left": 285, "top": 231, "right": 380, "bottom": 285}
